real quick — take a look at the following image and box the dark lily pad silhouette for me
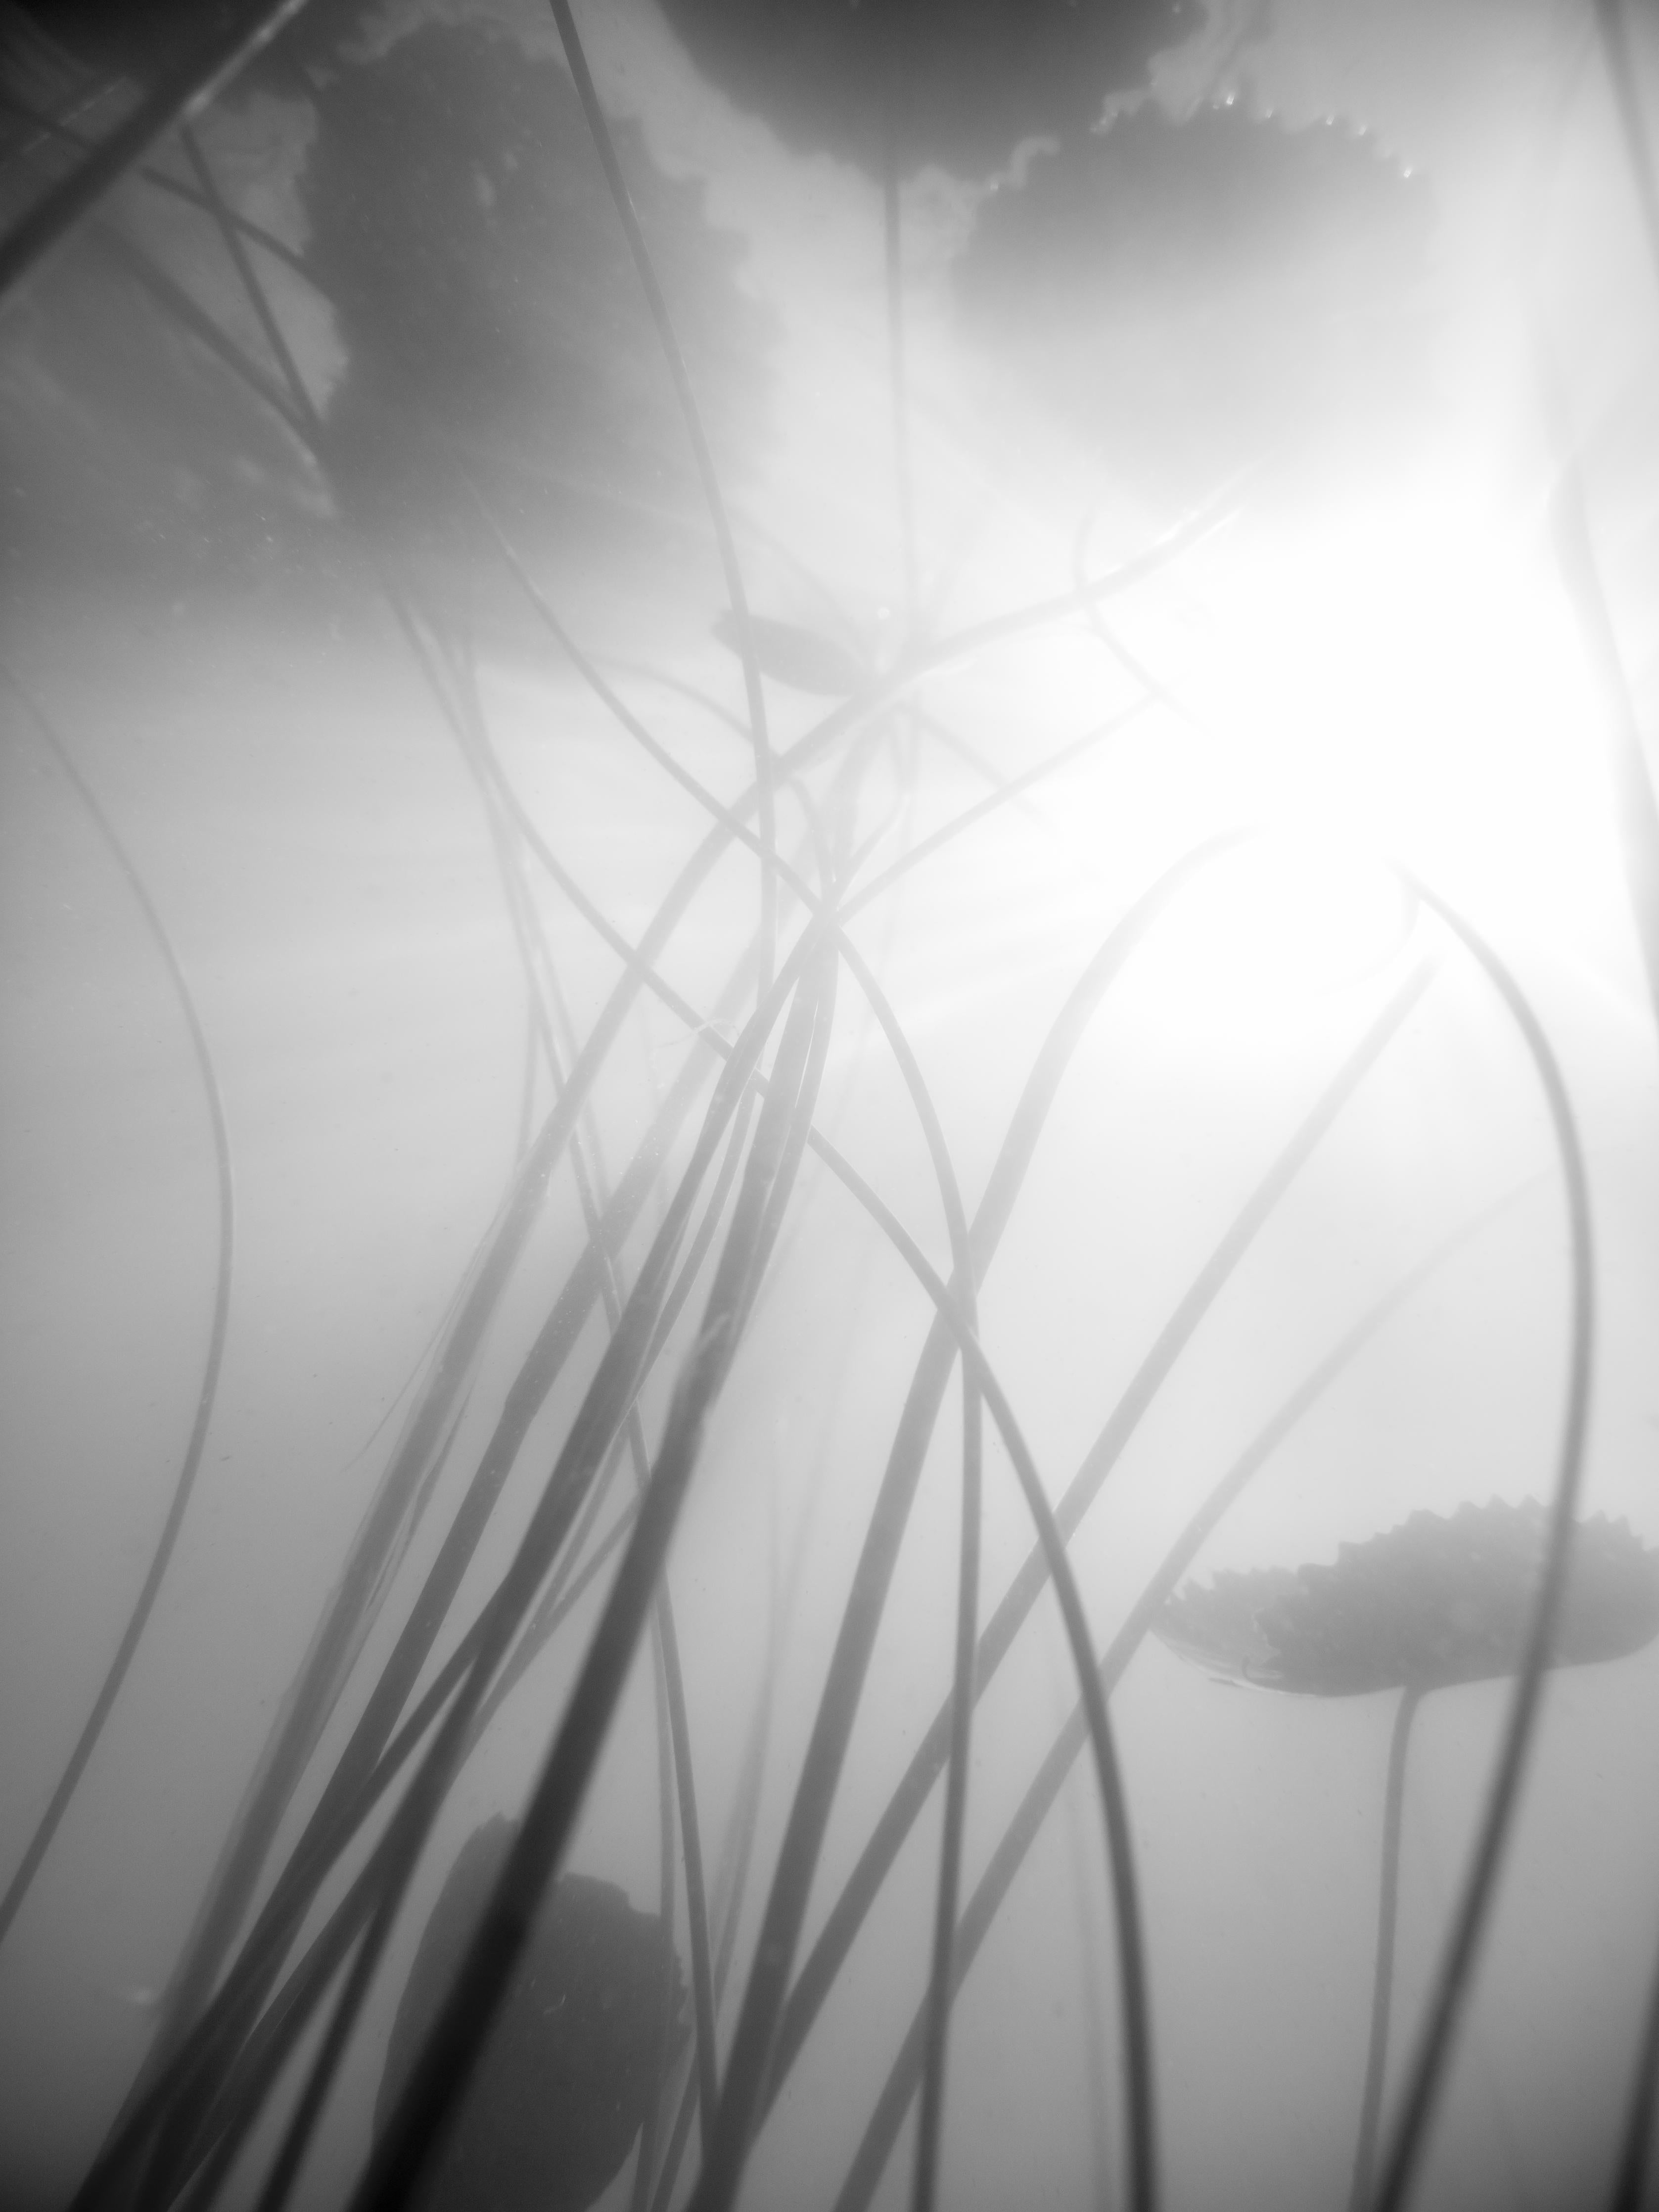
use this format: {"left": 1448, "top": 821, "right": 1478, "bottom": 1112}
{"left": 954, "top": 100, "right": 1439, "bottom": 497}
{"left": 302, "top": 18, "right": 779, "bottom": 559}
{"left": 1158, "top": 1499, "right": 1659, "bottom": 2209}
{"left": 658, "top": 0, "right": 1198, "bottom": 182}
{"left": 1156, "top": 1498, "right": 1659, "bottom": 1696}
{"left": 378, "top": 1818, "right": 684, "bottom": 2212}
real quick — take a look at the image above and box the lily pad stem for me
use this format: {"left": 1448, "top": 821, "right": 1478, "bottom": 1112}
{"left": 1348, "top": 1684, "right": 1423, "bottom": 2212}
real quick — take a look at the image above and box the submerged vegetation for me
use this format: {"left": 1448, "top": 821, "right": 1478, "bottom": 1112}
{"left": 1159, "top": 1506, "right": 1659, "bottom": 2212}
{"left": 4, "top": 4, "right": 1659, "bottom": 2212}
{"left": 1157, "top": 1500, "right": 1659, "bottom": 1697}
{"left": 375, "top": 1819, "right": 684, "bottom": 2212}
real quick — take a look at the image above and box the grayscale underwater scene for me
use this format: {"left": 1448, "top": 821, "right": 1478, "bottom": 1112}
{"left": 7, "top": 2, "right": 1659, "bottom": 2209}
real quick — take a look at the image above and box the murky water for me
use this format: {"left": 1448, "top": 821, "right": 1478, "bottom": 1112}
{"left": 6, "top": 4, "right": 1659, "bottom": 2210}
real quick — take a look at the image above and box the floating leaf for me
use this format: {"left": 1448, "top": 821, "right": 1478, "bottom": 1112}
{"left": 1156, "top": 1499, "right": 1659, "bottom": 1696}
{"left": 658, "top": 0, "right": 1197, "bottom": 184}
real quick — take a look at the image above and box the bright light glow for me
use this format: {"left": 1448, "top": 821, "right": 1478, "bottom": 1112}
{"left": 1143, "top": 471, "right": 1634, "bottom": 988}
{"left": 1134, "top": 826, "right": 1420, "bottom": 1036}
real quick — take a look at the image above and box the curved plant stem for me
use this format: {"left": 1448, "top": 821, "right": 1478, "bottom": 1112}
{"left": 79, "top": 939, "right": 825, "bottom": 2212}
{"left": 89, "top": 219, "right": 310, "bottom": 439}
{"left": 0, "top": 0, "right": 319, "bottom": 300}
{"left": 178, "top": 121, "right": 322, "bottom": 433}
{"left": 0, "top": 87, "right": 319, "bottom": 282}
{"left": 350, "top": 948, "right": 836, "bottom": 2212}
{"left": 821, "top": 1176, "right": 1533, "bottom": 2212}
{"left": 1367, "top": 874, "right": 1595, "bottom": 2212}
{"left": 710, "top": 1086, "right": 1162, "bottom": 2212}
{"left": 637, "top": 1617, "right": 683, "bottom": 2212}
{"left": 139, "top": 1060, "right": 757, "bottom": 2200}
{"left": 1596, "top": 0, "right": 1659, "bottom": 276}
{"left": 1348, "top": 1686, "right": 1424, "bottom": 2212}
{"left": 657, "top": 1581, "right": 720, "bottom": 2148}
{"left": 676, "top": 836, "right": 1248, "bottom": 2212}
{"left": 1607, "top": 1912, "right": 1659, "bottom": 2211}
{"left": 911, "top": 1371, "right": 980, "bottom": 2212}
{"left": 544, "top": 0, "right": 778, "bottom": 996}
{"left": 1539, "top": 373, "right": 1659, "bottom": 1035}
{"left": 0, "top": 672, "right": 234, "bottom": 1957}
{"left": 767, "top": 954, "right": 1432, "bottom": 2113}
{"left": 141, "top": 808, "right": 737, "bottom": 2078}
{"left": 883, "top": 128, "right": 920, "bottom": 627}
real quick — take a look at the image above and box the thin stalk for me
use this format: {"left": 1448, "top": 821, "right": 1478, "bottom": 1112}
{"left": 635, "top": 1625, "right": 682, "bottom": 2212}
{"left": 1607, "top": 1910, "right": 1659, "bottom": 2210}
{"left": 1366, "top": 877, "right": 1596, "bottom": 2212}
{"left": 249, "top": 1858, "right": 409, "bottom": 2212}
{"left": 68, "top": 109, "right": 818, "bottom": 2135}
{"left": 146, "top": 1489, "right": 654, "bottom": 2212}
{"left": 108, "top": 1717, "right": 452, "bottom": 2212}
{"left": 85, "top": 942, "right": 823, "bottom": 2209}
{"left": 0, "top": 85, "right": 318, "bottom": 282}
{"left": 350, "top": 950, "right": 835, "bottom": 2212}
{"left": 768, "top": 953, "right": 1433, "bottom": 2108}
{"left": 679, "top": 836, "right": 1252, "bottom": 2212}
{"left": 824, "top": 1175, "right": 1537, "bottom": 2212}
{"left": 883, "top": 129, "right": 920, "bottom": 626}
{"left": 68, "top": 156, "right": 1247, "bottom": 2159}
{"left": 145, "top": 804, "right": 738, "bottom": 2074}
{"left": 1347, "top": 1686, "right": 1424, "bottom": 2212}
{"left": 1595, "top": 0, "right": 1659, "bottom": 278}
{"left": 646, "top": 1282, "right": 857, "bottom": 2212}
{"left": 240, "top": 959, "right": 828, "bottom": 2208}
{"left": 515, "top": 996, "right": 539, "bottom": 1159}
{"left": 0, "top": 0, "right": 320, "bottom": 300}
{"left": 167, "top": 1066, "right": 753, "bottom": 2192}
{"left": 1058, "top": 1670, "right": 1116, "bottom": 2212}
{"left": 544, "top": 0, "right": 778, "bottom": 995}
{"left": 0, "top": 673, "right": 234, "bottom": 1956}
{"left": 911, "top": 1375, "right": 980, "bottom": 2212}
{"left": 696, "top": 1098, "right": 1161, "bottom": 2212}
{"left": 88, "top": 219, "right": 309, "bottom": 439}
{"left": 1542, "top": 410, "right": 1659, "bottom": 1035}
{"left": 177, "top": 122, "right": 322, "bottom": 437}
{"left": 462, "top": 480, "right": 814, "bottom": 924}
{"left": 846, "top": 696, "right": 1154, "bottom": 917}
{"left": 657, "top": 1570, "right": 720, "bottom": 2150}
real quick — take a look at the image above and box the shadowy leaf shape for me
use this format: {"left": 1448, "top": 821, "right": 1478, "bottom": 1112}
{"left": 658, "top": 0, "right": 1197, "bottom": 182}
{"left": 712, "top": 609, "right": 868, "bottom": 696}
{"left": 301, "top": 19, "right": 778, "bottom": 557}
{"left": 1157, "top": 1499, "right": 1659, "bottom": 1696}
{"left": 377, "top": 1818, "right": 684, "bottom": 2212}
{"left": 955, "top": 101, "right": 1438, "bottom": 498}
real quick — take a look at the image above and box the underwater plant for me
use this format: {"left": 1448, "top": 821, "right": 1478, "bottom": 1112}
{"left": 6, "top": 6, "right": 1659, "bottom": 2212}
{"left": 953, "top": 99, "right": 1439, "bottom": 501}
{"left": 374, "top": 1817, "right": 684, "bottom": 2212}
{"left": 1157, "top": 1501, "right": 1659, "bottom": 2211}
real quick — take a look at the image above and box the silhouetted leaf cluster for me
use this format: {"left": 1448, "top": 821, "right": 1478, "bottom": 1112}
{"left": 659, "top": 0, "right": 1198, "bottom": 181}
{"left": 1157, "top": 1499, "right": 1659, "bottom": 1696}
{"left": 378, "top": 1818, "right": 684, "bottom": 2212}
{"left": 955, "top": 100, "right": 1439, "bottom": 497}
{"left": 302, "top": 19, "right": 779, "bottom": 556}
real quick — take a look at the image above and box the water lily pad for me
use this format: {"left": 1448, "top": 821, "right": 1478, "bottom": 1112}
{"left": 954, "top": 101, "right": 1438, "bottom": 497}
{"left": 658, "top": 0, "right": 1197, "bottom": 183}
{"left": 1156, "top": 1499, "right": 1659, "bottom": 1696}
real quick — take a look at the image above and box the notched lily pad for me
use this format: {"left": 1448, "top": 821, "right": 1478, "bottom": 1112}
{"left": 954, "top": 100, "right": 1439, "bottom": 497}
{"left": 658, "top": 0, "right": 1198, "bottom": 183}
{"left": 1157, "top": 1499, "right": 1659, "bottom": 1696}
